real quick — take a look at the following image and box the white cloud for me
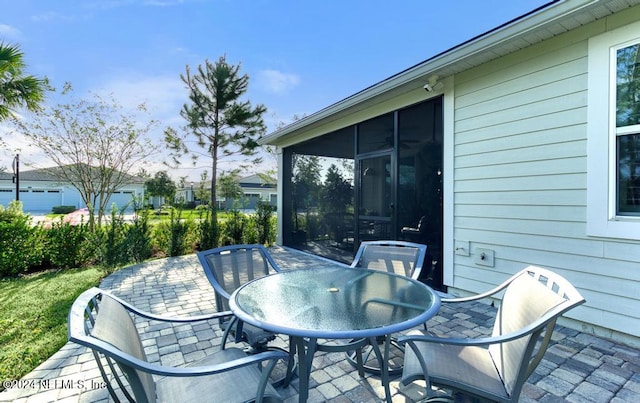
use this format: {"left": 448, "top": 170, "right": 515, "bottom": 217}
{"left": 256, "top": 69, "right": 300, "bottom": 94}
{"left": 1, "top": 74, "right": 188, "bottom": 175}
{"left": 1, "top": 72, "right": 274, "bottom": 181}
{"left": 94, "top": 74, "right": 229, "bottom": 180}
{"left": 96, "top": 74, "right": 186, "bottom": 124}
{"left": 0, "top": 24, "right": 22, "bottom": 40}
{"left": 0, "top": 122, "right": 51, "bottom": 171}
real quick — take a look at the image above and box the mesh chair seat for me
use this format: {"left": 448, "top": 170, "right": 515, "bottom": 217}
{"left": 197, "top": 244, "right": 282, "bottom": 351}
{"left": 402, "top": 332, "right": 507, "bottom": 399}
{"left": 157, "top": 348, "right": 281, "bottom": 403}
{"left": 197, "top": 245, "right": 297, "bottom": 386}
{"left": 68, "top": 287, "right": 287, "bottom": 403}
{"left": 399, "top": 266, "right": 585, "bottom": 402}
{"left": 344, "top": 240, "right": 428, "bottom": 375}
{"left": 350, "top": 240, "right": 427, "bottom": 279}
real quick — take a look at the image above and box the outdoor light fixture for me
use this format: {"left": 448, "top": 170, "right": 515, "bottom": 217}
{"left": 423, "top": 75, "right": 443, "bottom": 92}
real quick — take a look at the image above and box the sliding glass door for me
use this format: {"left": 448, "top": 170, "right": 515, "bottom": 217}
{"left": 356, "top": 152, "right": 393, "bottom": 244}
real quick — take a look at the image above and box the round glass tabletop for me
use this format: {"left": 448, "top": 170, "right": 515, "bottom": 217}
{"left": 230, "top": 266, "right": 441, "bottom": 339}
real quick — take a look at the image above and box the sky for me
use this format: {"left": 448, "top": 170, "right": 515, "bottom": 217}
{"left": 1, "top": 0, "right": 551, "bottom": 182}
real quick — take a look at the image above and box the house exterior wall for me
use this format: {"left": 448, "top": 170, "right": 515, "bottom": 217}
{"left": 225, "top": 185, "right": 276, "bottom": 210}
{"left": 0, "top": 179, "right": 144, "bottom": 213}
{"left": 448, "top": 6, "right": 640, "bottom": 343}
{"left": 268, "top": 3, "right": 640, "bottom": 345}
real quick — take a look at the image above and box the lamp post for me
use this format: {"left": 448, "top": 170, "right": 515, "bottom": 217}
{"left": 12, "top": 154, "right": 19, "bottom": 202}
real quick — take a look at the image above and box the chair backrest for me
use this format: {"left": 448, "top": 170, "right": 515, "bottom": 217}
{"left": 197, "top": 244, "right": 281, "bottom": 312}
{"left": 489, "top": 266, "right": 585, "bottom": 399}
{"left": 350, "top": 240, "right": 427, "bottom": 279}
{"left": 68, "top": 288, "right": 156, "bottom": 403}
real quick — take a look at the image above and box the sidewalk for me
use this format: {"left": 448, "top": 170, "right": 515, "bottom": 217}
{"left": 1, "top": 247, "right": 638, "bottom": 402}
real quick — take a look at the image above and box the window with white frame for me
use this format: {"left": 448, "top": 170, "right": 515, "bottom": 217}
{"left": 615, "top": 43, "right": 640, "bottom": 215}
{"left": 587, "top": 21, "right": 640, "bottom": 239}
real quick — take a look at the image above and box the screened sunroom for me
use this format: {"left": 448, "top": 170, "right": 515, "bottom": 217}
{"left": 276, "top": 97, "right": 444, "bottom": 289}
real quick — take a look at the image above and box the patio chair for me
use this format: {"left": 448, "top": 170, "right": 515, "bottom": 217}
{"left": 345, "top": 240, "right": 428, "bottom": 374}
{"left": 350, "top": 240, "right": 427, "bottom": 278}
{"left": 401, "top": 215, "right": 428, "bottom": 242}
{"left": 398, "top": 266, "right": 586, "bottom": 402}
{"left": 68, "top": 287, "right": 287, "bottom": 403}
{"left": 197, "top": 244, "right": 282, "bottom": 352}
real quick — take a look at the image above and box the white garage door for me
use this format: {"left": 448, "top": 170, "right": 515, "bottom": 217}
{"left": 19, "top": 189, "right": 63, "bottom": 213}
{"left": 103, "top": 190, "right": 136, "bottom": 212}
{"left": 0, "top": 189, "right": 16, "bottom": 208}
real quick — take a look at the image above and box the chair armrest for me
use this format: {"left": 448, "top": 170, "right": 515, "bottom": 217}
{"left": 440, "top": 278, "right": 514, "bottom": 304}
{"left": 71, "top": 331, "right": 288, "bottom": 377}
{"left": 441, "top": 294, "right": 496, "bottom": 304}
{"left": 108, "top": 290, "right": 234, "bottom": 323}
{"left": 84, "top": 287, "right": 234, "bottom": 323}
{"left": 129, "top": 307, "right": 235, "bottom": 323}
{"left": 156, "top": 349, "right": 290, "bottom": 377}
{"left": 398, "top": 317, "right": 557, "bottom": 347}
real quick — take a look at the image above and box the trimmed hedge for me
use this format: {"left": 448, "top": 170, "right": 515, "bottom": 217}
{"left": 51, "top": 205, "right": 77, "bottom": 214}
{"left": 0, "top": 202, "right": 277, "bottom": 278}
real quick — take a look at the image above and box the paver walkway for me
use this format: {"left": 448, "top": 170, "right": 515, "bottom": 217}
{"left": 1, "top": 246, "right": 639, "bottom": 402}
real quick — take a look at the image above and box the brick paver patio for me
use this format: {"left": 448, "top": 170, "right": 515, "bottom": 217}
{"left": 1, "top": 246, "right": 639, "bottom": 402}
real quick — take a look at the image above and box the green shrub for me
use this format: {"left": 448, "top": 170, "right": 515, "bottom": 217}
{"left": 0, "top": 222, "right": 45, "bottom": 277}
{"left": 0, "top": 200, "right": 27, "bottom": 223}
{"left": 98, "top": 206, "right": 129, "bottom": 269}
{"left": 126, "top": 209, "right": 152, "bottom": 263}
{"left": 51, "top": 205, "right": 76, "bottom": 214}
{"left": 168, "top": 209, "right": 189, "bottom": 256}
{"left": 45, "top": 220, "right": 93, "bottom": 270}
{"left": 244, "top": 216, "right": 259, "bottom": 244}
{"left": 222, "top": 210, "right": 246, "bottom": 245}
{"left": 152, "top": 221, "right": 168, "bottom": 254}
{"left": 255, "top": 201, "right": 276, "bottom": 245}
{"left": 197, "top": 207, "right": 219, "bottom": 251}
{"left": 153, "top": 209, "right": 196, "bottom": 257}
{"left": 0, "top": 201, "right": 45, "bottom": 277}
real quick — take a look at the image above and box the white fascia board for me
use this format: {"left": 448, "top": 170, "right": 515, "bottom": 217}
{"left": 259, "top": 0, "right": 601, "bottom": 146}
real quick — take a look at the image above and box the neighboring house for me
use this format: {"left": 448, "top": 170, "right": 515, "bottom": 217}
{"left": 260, "top": 0, "right": 640, "bottom": 347}
{"left": 174, "top": 183, "right": 197, "bottom": 206}
{"left": 0, "top": 165, "right": 144, "bottom": 213}
{"left": 225, "top": 174, "right": 277, "bottom": 210}
{"left": 176, "top": 174, "right": 277, "bottom": 210}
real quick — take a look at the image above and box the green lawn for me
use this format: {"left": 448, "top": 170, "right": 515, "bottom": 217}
{"left": 0, "top": 267, "right": 104, "bottom": 385}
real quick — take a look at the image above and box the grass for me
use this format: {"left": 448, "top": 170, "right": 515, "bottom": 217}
{"left": 0, "top": 267, "right": 104, "bottom": 385}
{"left": 148, "top": 208, "right": 207, "bottom": 222}
{"left": 43, "top": 208, "right": 236, "bottom": 224}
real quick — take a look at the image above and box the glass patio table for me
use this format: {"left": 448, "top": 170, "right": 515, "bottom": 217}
{"left": 229, "top": 265, "right": 441, "bottom": 403}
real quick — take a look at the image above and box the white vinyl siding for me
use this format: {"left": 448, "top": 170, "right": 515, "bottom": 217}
{"left": 450, "top": 14, "right": 640, "bottom": 340}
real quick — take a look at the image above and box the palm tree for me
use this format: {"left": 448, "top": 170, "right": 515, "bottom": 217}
{"left": 0, "top": 42, "right": 46, "bottom": 121}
